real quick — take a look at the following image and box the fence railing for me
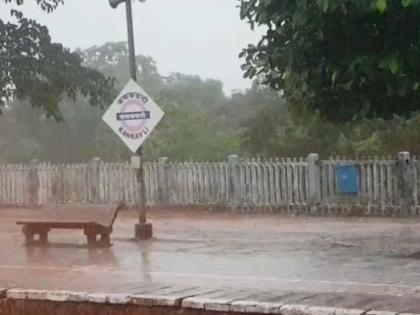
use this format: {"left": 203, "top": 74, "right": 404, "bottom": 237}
{"left": 1, "top": 152, "right": 419, "bottom": 216}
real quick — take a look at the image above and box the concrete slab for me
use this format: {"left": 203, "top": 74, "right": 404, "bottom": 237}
{"left": 103, "top": 282, "right": 171, "bottom": 294}
{"left": 130, "top": 287, "right": 219, "bottom": 307}
{"left": 44, "top": 290, "right": 88, "bottom": 302}
{"left": 6, "top": 289, "right": 30, "bottom": 300}
{"left": 280, "top": 305, "right": 366, "bottom": 315}
{"left": 150, "top": 285, "right": 200, "bottom": 295}
{"left": 6, "top": 289, "right": 88, "bottom": 302}
{"left": 365, "top": 311, "right": 397, "bottom": 315}
{"left": 0, "top": 289, "right": 410, "bottom": 315}
{"left": 0, "top": 288, "right": 418, "bottom": 315}
{"left": 182, "top": 288, "right": 249, "bottom": 311}
{"left": 129, "top": 293, "right": 180, "bottom": 307}
{"left": 230, "top": 301, "right": 281, "bottom": 314}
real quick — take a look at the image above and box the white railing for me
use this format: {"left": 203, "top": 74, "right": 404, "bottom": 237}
{"left": 1, "top": 152, "right": 419, "bottom": 216}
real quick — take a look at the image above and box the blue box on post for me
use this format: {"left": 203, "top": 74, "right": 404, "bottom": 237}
{"left": 336, "top": 164, "right": 358, "bottom": 195}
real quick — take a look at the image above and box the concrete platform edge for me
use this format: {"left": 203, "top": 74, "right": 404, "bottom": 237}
{"left": 0, "top": 288, "right": 412, "bottom": 315}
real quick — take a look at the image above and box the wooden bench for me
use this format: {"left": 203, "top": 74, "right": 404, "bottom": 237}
{"left": 16, "top": 204, "right": 123, "bottom": 248}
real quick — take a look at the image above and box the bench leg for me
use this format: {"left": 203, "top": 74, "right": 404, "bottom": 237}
{"left": 86, "top": 233, "right": 97, "bottom": 248}
{"left": 84, "top": 226, "right": 97, "bottom": 248}
{"left": 22, "top": 227, "right": 49, "bottom": 246}
{"left": 24, "top": 231, "right": 34, "bottom": 246}
{"left": 39, "top": 230, "right": 49, "bottom": 244}
{"left": 84, "top": 228, "right": 112, "bottom": 248}
{"left": 22, "top": 226, "right": 35, "bottom": 246}
{"left": 100, "top": 233, "right": 111, "bottom": 247}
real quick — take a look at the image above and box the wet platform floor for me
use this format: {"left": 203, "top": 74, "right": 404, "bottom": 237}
{"left": 2, "top": 208, "right": 420, "bottom": 312}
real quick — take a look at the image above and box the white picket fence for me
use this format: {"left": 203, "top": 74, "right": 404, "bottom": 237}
{"left": 1, "top": 153, "right": 419, "bottom": 216}
{"left": 315, "top": 153, "right": 420, "bottom": 215}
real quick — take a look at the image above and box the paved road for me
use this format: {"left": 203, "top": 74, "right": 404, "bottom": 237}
{"left": 2, "top": 208, "right": 420, "bottom": 312}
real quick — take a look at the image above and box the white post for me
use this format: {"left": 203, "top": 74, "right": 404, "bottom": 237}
{"left": 89, "top": 157, "right": 101, "bottom": 204}
{"left": 228, "top": 154, "right": 240, "bottom": 210}
{"left": 157, "top": 157, "right": 168, "bottom": 205}
{"left": 29, "top": 159, "right": 39, "bottom": 207}
{"left": 396, "top": 151, "right": 415, "bottom": 215}
{"left": 307, "top": 153, "right": 321, "bottom": 214}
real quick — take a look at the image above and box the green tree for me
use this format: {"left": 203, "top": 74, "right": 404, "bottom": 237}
{"left": 240, "top": 0, "right": 420, "bottom": 122}
{"left": 0, "top": 0, "right": 114, "bottom": 119}
{"left": 237, "top": 81, "right": 343, "bottom": 157}
{"left": 163, "top": 73, "right": 226, "bottom": 109}
{"left": 0, "top": 41, "right": 165, "bottom": 162}
{"left": 144, "top": 97, "right": 240, "bottom": 161}
{"left": 79, "top": 42, "right": 164, "bottom": 96}
{"left": 0, "top": 41, "right": 243, "bottom": 163}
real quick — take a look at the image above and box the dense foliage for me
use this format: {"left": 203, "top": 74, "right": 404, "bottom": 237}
{"left": 0, "top": 43, "right": 244, "bottom": 162}
{"left": 3, "top": 41, "right": 420, "bottom": 162}
{"left": 240, "top": 0, "right": 420, "bottom": 122}
{"left": 0, "top": 0, "right": 114, "bottom": 119}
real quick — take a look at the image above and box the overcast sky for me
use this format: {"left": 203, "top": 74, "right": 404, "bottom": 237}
{"left": 2, "top": 0, "right": 264, "bottom": 94}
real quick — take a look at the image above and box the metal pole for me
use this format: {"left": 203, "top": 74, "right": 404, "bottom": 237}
{"left": 125, "top": 0, "right": 137, "bottom": 82}
{"left": 125, "top": 0, "right": 147, "bottom": 225}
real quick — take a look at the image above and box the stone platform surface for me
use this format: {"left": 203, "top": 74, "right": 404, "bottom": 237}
{"left": 2, "top": 208, "right": 420, "bottom": 314}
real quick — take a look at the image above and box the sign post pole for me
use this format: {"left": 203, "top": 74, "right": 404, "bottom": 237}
{"left": 125, "top": 0, "right": 151, "bottom": 239}
{"left": 106, "top": 0, "right": 164, "bottom": 241}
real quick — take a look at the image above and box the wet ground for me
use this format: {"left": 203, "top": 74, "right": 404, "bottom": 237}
{"left": 2, "top": 208, "right": 420, "bottom": 311}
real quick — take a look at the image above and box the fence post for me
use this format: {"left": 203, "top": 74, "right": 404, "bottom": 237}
{"left": 157, "top": 157, "right": 168, "bottom": 205}
{"left": 307, "top": 153, "right": 321, "bottom": 214}
{"left": 228, "top": 154, "right": 240, "bottom": 210}
{"left": 29, "top": 159, "right": 40, "bottom": 207}
{"left": 395, "top": 151, "right": 415, "bottom": 215}
{"left": 89, "top": 157, "right": 101, "bottom": 204}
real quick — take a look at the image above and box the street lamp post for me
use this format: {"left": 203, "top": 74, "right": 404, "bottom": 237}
{"left": 109, "top": 0, "right": 152, "bottom": 240}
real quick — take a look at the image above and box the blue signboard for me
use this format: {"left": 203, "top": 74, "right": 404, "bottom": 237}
{"left": 336, "top": 165, "right": 358, "bottom": 195}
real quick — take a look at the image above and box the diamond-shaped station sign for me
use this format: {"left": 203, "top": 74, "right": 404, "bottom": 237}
{"left": 102, "top": 79, "right": 164, "bottom": 153}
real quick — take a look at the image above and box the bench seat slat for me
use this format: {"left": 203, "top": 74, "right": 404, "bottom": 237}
{"left": 16, "top": 221, "right": 104, "bottom": 229}
{"left": 16, "top": 204, "right": 122, "bottom": 229}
